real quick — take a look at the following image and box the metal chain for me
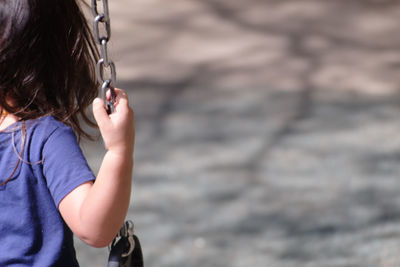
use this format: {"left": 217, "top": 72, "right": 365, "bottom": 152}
{"left": 91, "top": 0, "right": 138, "bottom": 260}
{"left": 91, "top": 0, "right": 116, "bottom": 114}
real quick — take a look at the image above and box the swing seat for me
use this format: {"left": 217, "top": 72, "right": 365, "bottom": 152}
{"left": 108, "top": 221, "right": 143, "bottom": 267}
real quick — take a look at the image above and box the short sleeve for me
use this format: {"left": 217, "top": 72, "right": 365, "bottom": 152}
{"left": 42, "top": 126, "right": 95, "bottom": 207}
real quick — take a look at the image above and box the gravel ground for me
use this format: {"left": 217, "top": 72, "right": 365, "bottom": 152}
{"left": 76, "top": 0, "right": 400, "bottom": 266}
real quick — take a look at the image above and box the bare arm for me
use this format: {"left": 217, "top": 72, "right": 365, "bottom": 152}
{"left": 59, "top": 88, "right": 135, "bottom": 247}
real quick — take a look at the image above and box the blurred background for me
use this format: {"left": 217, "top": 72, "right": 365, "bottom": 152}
{"left": 77, "top": 0, "right": 400, "bottom": 266}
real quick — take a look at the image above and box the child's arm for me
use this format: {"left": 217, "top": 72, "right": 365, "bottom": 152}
{"left": 58, "top": 88, "right": 135, "bottom": 247}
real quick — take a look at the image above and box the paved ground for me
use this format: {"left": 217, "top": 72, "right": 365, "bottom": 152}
{"left": 76, "top": 0, "right": 400, "bottom": 266}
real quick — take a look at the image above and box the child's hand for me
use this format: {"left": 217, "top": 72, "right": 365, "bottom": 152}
{"left": 92, "top": 88, "right": 135, "bottom": 156}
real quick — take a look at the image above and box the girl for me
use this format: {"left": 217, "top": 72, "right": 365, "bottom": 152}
{"left": 0, "top": 0, "right": 135, "bottom": 266}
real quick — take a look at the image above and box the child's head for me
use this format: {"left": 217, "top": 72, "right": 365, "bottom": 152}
{"left": 0, "top": 0, "right": 99, "bottom": 138}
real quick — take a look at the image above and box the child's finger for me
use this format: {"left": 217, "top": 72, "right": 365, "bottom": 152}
{"left": 115, "top": 89, "right": 128, "bottom": 104}
{"left": 105, "top": 89, "right": 115, "bottom": 101}
{"left": 108, "top": 89, "right": 130, "bottom": 112}
{"left": 106, "top": 88, "right": 127, "bottom": 101}
{"left": 92, "top": 98, "right": 110, "bottom": 127}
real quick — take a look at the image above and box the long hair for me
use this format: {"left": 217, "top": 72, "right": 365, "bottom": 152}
{"left": 0, "top": 0, "right": 99, "bottom": 140}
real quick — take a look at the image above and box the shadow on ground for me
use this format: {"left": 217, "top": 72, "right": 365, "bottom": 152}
{"left": 77, "top": 0, "right": 400, "bottom": 266}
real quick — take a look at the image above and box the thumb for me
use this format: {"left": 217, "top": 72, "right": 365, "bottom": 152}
{"left": 92, "top": 98, "right": 109, "bottom": 128}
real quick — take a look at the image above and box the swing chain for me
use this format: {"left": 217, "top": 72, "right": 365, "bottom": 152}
{"left": 91, "top": 1, "right": 141, "bottom": 264}
{"left": 91, "top": 0, "right": 116, "bottom": 114}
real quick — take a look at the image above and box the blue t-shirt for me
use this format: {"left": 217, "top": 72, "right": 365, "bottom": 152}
{"left": 0, "top": 116, "right": 96, "bottom": 266}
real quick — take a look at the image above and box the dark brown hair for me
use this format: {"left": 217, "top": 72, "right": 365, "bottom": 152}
{"left": 0, "top": 0, "right": 99, "bottom": 140}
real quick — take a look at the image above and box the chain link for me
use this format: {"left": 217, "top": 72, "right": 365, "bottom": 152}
{"left": 91, "top": 0, "right": 116, "bottom": 114}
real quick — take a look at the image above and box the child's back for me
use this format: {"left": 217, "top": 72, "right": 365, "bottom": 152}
{"left": 0, "top": 117, "right": 94, "bottom": 266}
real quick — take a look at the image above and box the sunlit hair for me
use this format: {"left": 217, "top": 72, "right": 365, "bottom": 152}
{"left": 0, "top": 0, "right": 100, "bottom": 140}
{"left": 0, "top": 0, "right": 100, "bottom": 186}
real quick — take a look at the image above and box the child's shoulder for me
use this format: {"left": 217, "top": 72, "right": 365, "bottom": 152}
{"left": 26, "top": 115, "right": 75, "bottom": 140}
{"left": 28, "top": 115, "right": 69, "bottom": 131}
